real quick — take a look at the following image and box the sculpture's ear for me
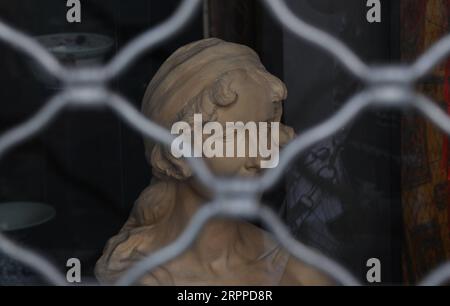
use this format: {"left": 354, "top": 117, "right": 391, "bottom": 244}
{"left": 150, "top": 144, "right": 193, "bottom": 181}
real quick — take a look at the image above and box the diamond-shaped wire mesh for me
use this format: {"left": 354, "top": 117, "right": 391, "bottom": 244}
{"left": 0, "top": 0, "right": 449, "bottom": 286}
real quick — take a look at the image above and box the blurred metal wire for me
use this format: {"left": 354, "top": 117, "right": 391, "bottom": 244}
{"left": 0, "top": 0, "right": 448, "bottom": 286}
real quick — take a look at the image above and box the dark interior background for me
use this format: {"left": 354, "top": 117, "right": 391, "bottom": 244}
{"left": 0, "top": 0, "right": 402, "bottom": 285}
{"left": 0, "top": 0, "right": 203, "bottom": 284}
{"left": 281, "top": 0, "right": 402, "bottom": 284}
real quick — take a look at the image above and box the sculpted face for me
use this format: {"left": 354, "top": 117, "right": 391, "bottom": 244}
{"left": 199, "top": 69, "right": 294, "bottom": 178}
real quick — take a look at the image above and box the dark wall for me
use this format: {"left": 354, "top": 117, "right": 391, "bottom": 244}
{"left": 206, "top": 0, "right": 284, "bottom": 79}
{"left": 282, "top": 0, "right": 402, "bottom": 283}
{"left": 0, "top": 0, "right": 203, "bottom": 283}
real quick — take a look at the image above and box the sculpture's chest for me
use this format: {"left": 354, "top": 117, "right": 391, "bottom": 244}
{"left": 140, "top": 256, "right": 287, "bottom": 286}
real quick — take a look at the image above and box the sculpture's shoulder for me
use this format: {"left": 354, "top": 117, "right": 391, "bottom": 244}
{"left": 94, "top": 224, "right": 162, "bottom": 285}
{"left": 278, "top": 255, "right": 336, "bottom": 286}
{"left": 95, "top": 182, "right": 181, "bottom": 285}
{"left": 241, "top": 223, "right": 334, "bottom": 286}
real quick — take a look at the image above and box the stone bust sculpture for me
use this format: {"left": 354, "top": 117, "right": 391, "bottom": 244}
{"left": 95, "top": 38, "right": 331, "bottom": 285}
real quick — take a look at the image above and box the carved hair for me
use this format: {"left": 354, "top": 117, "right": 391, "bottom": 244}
{"left": 147, "top": 67, "right": 287, "bottom": 181}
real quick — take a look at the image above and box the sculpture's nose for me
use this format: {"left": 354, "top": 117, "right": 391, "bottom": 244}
{"left": 279, "top": 124, "right": 296, "bottom": 147}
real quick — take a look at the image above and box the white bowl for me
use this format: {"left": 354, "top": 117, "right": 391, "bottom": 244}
{"left": 0, "top": 202, "right": 56, "bottom": 232}
{"left": 30, "top": 33, "right": 114, "bottom": 88}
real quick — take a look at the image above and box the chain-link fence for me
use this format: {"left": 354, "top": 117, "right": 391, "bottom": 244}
{"left": 0, "top": 0, "right": 449, "bottom": 286}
